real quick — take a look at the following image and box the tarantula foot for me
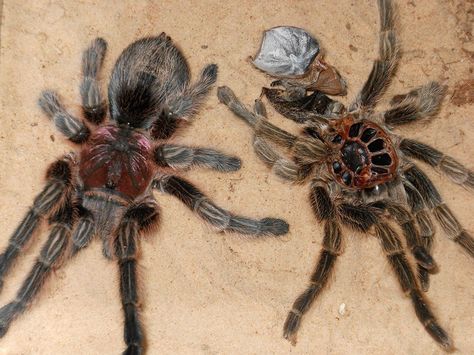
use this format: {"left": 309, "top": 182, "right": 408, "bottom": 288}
{"left": 202, "top": 63, "right": 218, "bottom": 82}
{"left": 123, "top": 344, "right": 142, "bottom": 355}
{"left": 283, "top": 311, "right": 300, "bottom": 346}
{"left": 413, "top": 246, "right": 436, "bottom": 270}
{"left": 426, "top": 321, "right": 454, "bottom": 353}
{"left": 259, "top": 218, "right": 289, "bottom": 236}
{"left": 216, "top": 86, "right": 236, "bottom": 105}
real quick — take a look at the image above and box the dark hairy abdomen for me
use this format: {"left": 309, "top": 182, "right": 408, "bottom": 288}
{"left": 108, "top": 34, "right": 190, "bottom": 127}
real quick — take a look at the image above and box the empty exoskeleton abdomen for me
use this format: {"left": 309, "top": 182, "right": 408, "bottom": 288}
{"left": 80, "top": 125, "right": 153, "bottom": 199}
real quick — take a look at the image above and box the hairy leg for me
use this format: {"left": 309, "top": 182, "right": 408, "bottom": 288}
{"left": 284, "top": 182, "right": 342, "bottom": 343}
{"left": 0, "top": 156, "right": 73, "bottom": 290}
{"left": 217, "top": 86, "right": 297, "bottom": 149}
{"left": 400, "top": 139, "right": 474, "bottom": 189}
{"left": 384, "top": 82, "right": 446, "bottom": 126}
{"left": 350, "top": 0, "right": 399, "bottom": 111}
{"left": 402, "top": 180, "right": 437, "bottom": 291}
{"left": 168, "top": 64, "right": 218, "bottom": 120}
{"left": 38, "top": 91, "right": 90, "bottom": 143}
{"left": 80, "top": 37, "right": 108, "bottom": 125}
{"left": 153, "top": 144, "right": 241, "bottom": 172}
{"left": 154, "top": 175, "right": 288, "bottom": 236}
{"left": 374, "top": 222, "right": 452, "bottom": 351}
{"left": 0, "top": 196, "right": 75, "bottom": 337}
{"left": 370, "top": 200, "right": 436, "bottom": 290}
{"left": 404, "top": 165, "right": 474, "bottom": 258}
{"left": 115, "top": 200, "right": 160, "bottom": 355}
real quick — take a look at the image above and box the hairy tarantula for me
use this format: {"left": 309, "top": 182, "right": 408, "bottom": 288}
{"left": 0, "top": 34, "right": 288, "bottom": 354}
{"left": 218, "top": 0, "right": 473, "bottom": 351}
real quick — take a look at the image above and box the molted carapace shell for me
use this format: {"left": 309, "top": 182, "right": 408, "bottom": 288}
{"left": 252, "top": 26, "right": 320, "bottom": 77}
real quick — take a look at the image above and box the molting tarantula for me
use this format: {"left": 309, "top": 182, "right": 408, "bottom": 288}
{"left": 218, "top": 0, "right": 473, "bottom": 351}
{"left": 0, "top": 34, "right": 288, "bottom": 354}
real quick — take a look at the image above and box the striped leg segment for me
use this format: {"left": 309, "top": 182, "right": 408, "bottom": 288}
{"left": 38, "top": 90, "right": 90, "bottom": 144}
{"left": 0, "top": 197, "right": 75, "bottom": 337}
{"left": 0, "top": 157, "right": 73, "bottom": 290}
{"left": 284, "top": 183, "right": 342, "bottom": 343}
{"left": 153, "top": 144, "right": 241, "bottom": 172}
{"left": 115, "top": 201, "right": 159, "bottom": 355}
{"left": 374, "top": 222, "right": 453, "bottom": 351}
{"left": 350, "top": 0, "right": 399, "bottom": 111}
{"left": 405, "top": 165, "right": 474, "bottom": 258}
{"left": 154, "top": 175, "right": 288, "bottom": 237}
{"left": 81, "top": 37, "right": 108, "bottom": 125}
{"left": 384, "top": 82, "right": 446, "bottom": 126}
{"left": 400, "top": 139, "right": 474, "bottom": 190}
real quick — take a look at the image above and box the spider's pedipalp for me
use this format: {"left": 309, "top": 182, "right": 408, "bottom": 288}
{"left": 350, "top": 0, "right": 399, "bottom": 111}
{"left": 0, "top": 196, "right": 75, "bottom": 337}
{"left": 374, "top": 222, "right": 453, "bottom": 351}
{"left": 400, "top": 139, "right": 474, "bottom": 190}
{"left": 81, "top": 37, "right": 108, "bottom": 125}
{"left": 384, "top": 82, "right": 446, "bottom": 126}
{"left": 405, "top": 165, "right": 474, "bottom": 258}
{"left": 38, "top": 90, "right": 91, "bottom": 143}
{"left": 0, "top": 157, "right": 73, "bottom": 291}
{"left": 154, "top": 175, "right": 289, "bottom": 236}
{"left": 154, "top": 144, "right": 241, "bottom": 172}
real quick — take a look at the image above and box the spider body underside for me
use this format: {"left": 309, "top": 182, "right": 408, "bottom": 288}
{"left": 218, "top": 0, "right": 474, "bottom": 351}
{"left": 0, "top": 34, "right": 288, "bottom": 354}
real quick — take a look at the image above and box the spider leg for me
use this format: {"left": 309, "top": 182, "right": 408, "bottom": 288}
{"left": 80, "top": 37, "right": 108, "bottom": 125}
{"left": 217, "top": 86, "right": 298, "bottom": 149}
{"left": 384, "top": 82, "right": 446, "bottom": 126}
{"left": 0, "top": 196, "right": 75, "bottom": 337}
{"left": 168, "top": 64, "right": 218, "bottom": 120}
{"left": 402, "top": 180, "right": 437, "bottom": 291}
{"left": 150, "top": 64, "right": 217, "bottom": 140}
{"left": 370, "top": 200, "right": 436, "bottom": 290}
{"left": 0, "top": 156, "right": 73, "bottom": 291}
{"left": 70, "top": 205, "right": 95, "bottom": 255}
{"left": 153, "top": 144, "right": 241, "bottom": 172}
{"left": 38, "top": 90, "right": 90, "bottom": 144}
{"left": 405, "top": 165, "right": 474, "bottom": 258}
{"left": 114, "top": 200, "right": 160, "bottom": 355}
{"left": 284, "top": 182, "right": 342, "bottom": 344}
{"left": 374, "top": 222, "right": 453, "bottom": 351}
{"left": 153, "top": 175, "right": 288, "bottom": 236}
{"left": 350, "top": 0, "right": 399, "bottom": 111}
{"left": 400, "top": 139, "right": 474, "bottom": 190}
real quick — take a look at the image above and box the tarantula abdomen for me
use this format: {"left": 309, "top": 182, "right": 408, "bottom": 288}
{"left": 328, "top": 116, "right": 398, "bottom": 189}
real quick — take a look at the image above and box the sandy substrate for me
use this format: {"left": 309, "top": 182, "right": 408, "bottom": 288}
{"left": 0, "top": 1, "right": 473, "bottom": 354}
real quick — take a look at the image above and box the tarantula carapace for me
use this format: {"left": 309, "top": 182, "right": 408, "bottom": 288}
{"left": 0, "top": 34, "right": 288, "bottom": 354}
{"left": 218, "top": 0, "right": 473, "bottom": 351}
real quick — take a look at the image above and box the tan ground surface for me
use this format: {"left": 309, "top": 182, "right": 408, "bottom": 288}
{"left": 0, "top": 0, "right": 472, "bottom": 354}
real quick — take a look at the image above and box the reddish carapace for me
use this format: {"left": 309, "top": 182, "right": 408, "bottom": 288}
{"left": 328, "top": 115, "right": 398, "bottom": 189}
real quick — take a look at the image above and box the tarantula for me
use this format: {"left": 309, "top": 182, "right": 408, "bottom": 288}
{"left": 218, "top": 0, "right": 473, "bottom": 351}
{"left": 0, "top": 33, "right": 288, "bottom": 354}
